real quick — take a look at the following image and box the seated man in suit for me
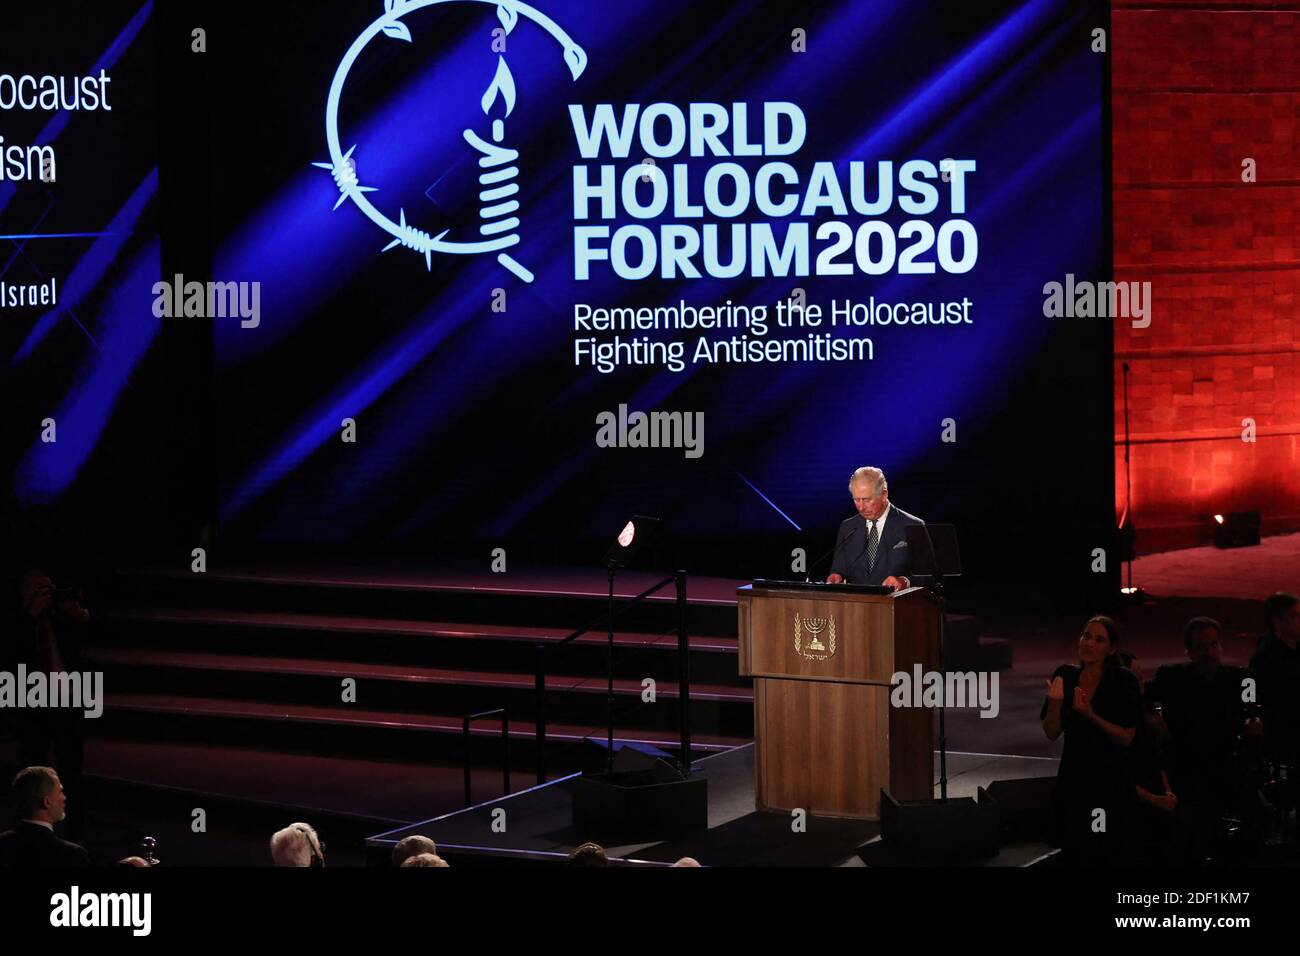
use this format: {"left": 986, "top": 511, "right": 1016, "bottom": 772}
{"left": 825, "top": 466, "right": 924, "bottom": 588}
{"left": 0, "top": 766, "right": 89, "bottom": 867}
{"left": 1145, "top": 617, "right": 1264, "bottom": 837}
{"left": 1251, "top": 592, "right": 1300, "bottom": 773}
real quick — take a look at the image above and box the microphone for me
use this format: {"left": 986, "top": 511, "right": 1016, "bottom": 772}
{"left": 807, "top": 515, "right": 861, "bottom": 582}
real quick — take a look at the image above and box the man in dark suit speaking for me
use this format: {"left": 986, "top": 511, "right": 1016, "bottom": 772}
{"left": 825, "top": 466, "right": 925, "bottom": 589}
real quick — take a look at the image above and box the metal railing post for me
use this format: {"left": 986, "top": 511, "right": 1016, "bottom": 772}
{"left": 462, "top": 717, "right": 472, "bottom": 806}
{"left": 502, "top": 711, "right": 511, "bottom": 799}
{"left": 676, "top": 570, "right": 691, "bottom": 775}
{"left": 462, "top": 708, "right": 509, "bottom": 807}
{"left": 534, "top": 643, "right": 546, "bottom": 786}
{"left": 529, "top": 572, "right": 689, "bottom": 786}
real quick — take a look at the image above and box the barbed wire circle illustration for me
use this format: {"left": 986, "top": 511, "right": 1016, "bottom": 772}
{"left": 316, "top": 0, "right": 587, "bottom": 283}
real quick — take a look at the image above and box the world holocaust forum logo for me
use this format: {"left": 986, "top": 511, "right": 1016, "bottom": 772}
{"left": 315, "top": 0, "right": 587, "bottom": 283}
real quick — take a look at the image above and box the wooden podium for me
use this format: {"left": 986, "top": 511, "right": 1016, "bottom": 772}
{"left": 737, "top": 583, "right": 942, "bottom": 819}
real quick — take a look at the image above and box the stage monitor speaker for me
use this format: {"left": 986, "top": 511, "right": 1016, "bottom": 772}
{"left": 878, "top": 790, "right": 1000, "bottom": 863}
{"left": 571, "top": 760, "right": 708, "bottom": 844}
{"left": 978, "top": 777, "right": 1056, "bottom": 843}
{"left": 576, "top": 739, "right": 674, "bottom": 774}
{"left": 1214, "top": 512, "right": 1260, "bottom": 549}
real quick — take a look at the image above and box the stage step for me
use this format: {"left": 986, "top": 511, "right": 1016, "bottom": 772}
{"left": 93, "top": 606, "right": 745, "bottom": 685}
{"left": 83, "top": 647, "right": 743, "bottom": 697}
{"left": 99, "top": 566, "right": 742, "bottom": 636}
{"left": 80, "top": 564, "right": 755, "bottom": 806}
{"left": 84, "top": 647, "right": 750, "bottom": 700}
{"left": 96, "top": 606, "right": 739, "bottom": 651}
{"left": 83, "top": 646, "right": 754, "bottom": 734}
{"left": 92, "top": 692, "right": 745, "bottom": 772}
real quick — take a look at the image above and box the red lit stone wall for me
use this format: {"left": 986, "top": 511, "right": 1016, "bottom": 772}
{"left": 1113, "top": 0, "right": 1300, "bottom": 552}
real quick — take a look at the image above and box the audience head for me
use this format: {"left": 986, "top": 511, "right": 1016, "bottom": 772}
{"left": 400, "top": 853, "right": 449, "bottom": 867}
{"left": 118, "top": 856, "right": 151, "bottom": 867}
{"left": 12, "top": 766, "right": 66, "bottom": 824}
{"left": 1116, "top": 651, "right": 1142, "bottom": 681}
{"left": 1078, "top": 615, "right": 1120, "bottom": 667}
{"left": 1264, "top": 592, "right": 1299, "bottom": 643}
{"left": 1183, "top": 616, "right": 1224, "bottom": 670}
{"left": 392, "top": 834, "right": 438, "bottom": 867}
{"left": 270, "top": 822, "right": 325, "bottom": 867}
{"left": 568, "top": 842, "right": 609, "bottom": 867}
{"left": 672, "top": 856, "right": 701, "bottom": 867}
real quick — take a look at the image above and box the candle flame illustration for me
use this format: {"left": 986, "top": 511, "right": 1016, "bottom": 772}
{"left": 481, "top": 56, "right": 516, "bottom": 117}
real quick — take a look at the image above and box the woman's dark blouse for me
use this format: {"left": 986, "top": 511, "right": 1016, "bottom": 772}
{"left": 1041, "top": 664, "right": 1142, "bottom": 788}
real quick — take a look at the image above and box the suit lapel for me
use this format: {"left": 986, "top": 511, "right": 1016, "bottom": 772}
{"left": 882, "top": 509, "right": 902, "bottom": 551}
{"left": 881, "top": 509, "right": 907, "bottom": 574}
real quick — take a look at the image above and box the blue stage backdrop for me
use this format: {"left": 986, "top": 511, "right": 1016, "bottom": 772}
{"left": 1, "top": 2, "right": 163, "bottom": 536}
{"left": 206, "top": 0, "right": 1110, "bottom": 593}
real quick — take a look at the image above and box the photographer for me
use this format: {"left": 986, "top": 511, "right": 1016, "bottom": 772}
{"left": 8, "top": 569, "right": 90, "bottom": 840}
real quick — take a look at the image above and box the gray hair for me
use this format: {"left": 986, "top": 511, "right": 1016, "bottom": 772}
{"left": 270, "top": 822, "right": 323, "bottom": 867}
{"left": 11, "top": 766, "right": 58, "bottom": 816}
{"left": 392, "top": 835, "right": 438, "bottom": 867}
{"left": 400, "top": 853, "right": 449, "bottom": 867}
{"left": 848, "top": 466, "right": 887, "bottom": 495}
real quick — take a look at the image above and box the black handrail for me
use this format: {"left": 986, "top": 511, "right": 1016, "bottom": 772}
{"left": 462, "top": 707, "right": 509, "bottom": 807}
{"left": 554, "top": 573, "right": 679, "bottom": 649}
{"left": 533, "top": 570, "right": 692, "bottom": 784}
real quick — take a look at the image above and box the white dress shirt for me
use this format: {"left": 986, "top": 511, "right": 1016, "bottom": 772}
{"left": 864, "top": 503, "right": 908, "bottom": 587}
{"left": 864, "top": 502, "right": 891, "bottom": 543}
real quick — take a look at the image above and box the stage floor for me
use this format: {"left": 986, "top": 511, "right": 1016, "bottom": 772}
{"left": 1132, "top": 531, "right": 1300, "bottom": 600}
{"left": 367, "top": 744, "right": 1059, "bottom": 867}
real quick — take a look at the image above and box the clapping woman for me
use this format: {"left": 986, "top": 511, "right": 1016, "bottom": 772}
{"left": 1041, "top": 615, "right": 1141, "bottom": 864}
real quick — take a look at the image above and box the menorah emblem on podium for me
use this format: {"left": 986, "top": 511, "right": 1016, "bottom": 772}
{"left": 794, "top": 613, "right": 837, "bottom": 661}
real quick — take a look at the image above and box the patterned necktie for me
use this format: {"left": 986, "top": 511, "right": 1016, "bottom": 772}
{"left": 865, "top": 519, "right": 879, "bottom": 574}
